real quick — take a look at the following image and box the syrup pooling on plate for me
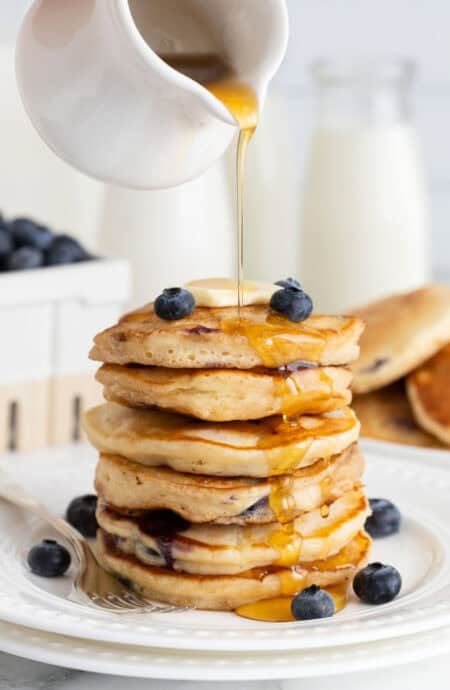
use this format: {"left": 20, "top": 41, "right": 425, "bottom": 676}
{"left": 160, "top": 53, "right": 258, "bottom": 311}
{"left": 235, "top": 583, "right": 349, "bottom": 622}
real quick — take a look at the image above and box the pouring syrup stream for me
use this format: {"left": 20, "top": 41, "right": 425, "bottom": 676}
{"left": 160, "top": 54, "right": 259, "bottom": 312}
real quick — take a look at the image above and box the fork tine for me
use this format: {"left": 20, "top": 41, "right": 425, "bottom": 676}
{"left": 87, "top": 592, "right": 121, "bottom": 610}
{"left": 86, "top": 589, "right": 192, "bottom": 614}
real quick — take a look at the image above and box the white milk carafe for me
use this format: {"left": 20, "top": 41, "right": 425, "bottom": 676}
{"left": 15, "top": 0, "right": 288, "bottom": 190}
{"left": 300, "top": 59, "right": 430, "bottom": 313}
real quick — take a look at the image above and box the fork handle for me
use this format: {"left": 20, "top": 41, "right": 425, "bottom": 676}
{"left": 0, "top": 473, "right": 86, "bottom": 565}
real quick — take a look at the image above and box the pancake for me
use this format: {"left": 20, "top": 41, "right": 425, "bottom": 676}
{"left": 95, "top": 444, "right": 364, "bottom": 525}
{"left": 97, "top": 529, "right": 371, "bottom": 610}
{"left": 97, "top": 487, "right": 369, "bottom": 575}
{"left": 351, "top": 284, "right": 450, "bottom": 394}
{"left": 407, "top": 344, "right": 450, "bottom": 445}
{"left": 90, "top": 304, "right": 364, "bottom": 369}
{"left": 353, "top": 382, "right": 445, "bottom": 448}
{"left": 83, "top": 403, "right": 361, "bottom": 478}
{"left": 96, "top": 363, "right": 352, "bottom": 421}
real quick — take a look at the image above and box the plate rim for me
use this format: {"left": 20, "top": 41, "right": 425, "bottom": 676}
{"left": 2, "top": 618, "right": 450, "bottom": 680}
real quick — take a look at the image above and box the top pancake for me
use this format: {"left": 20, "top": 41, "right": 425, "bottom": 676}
{"left": 407, "top": 344, "right": 450, "bottom": 445}
{"left": 351, "top": 284, "right": 450, "bottom": 394}
{"left": 90, "top": 303, "right": 364, "bottom": 369}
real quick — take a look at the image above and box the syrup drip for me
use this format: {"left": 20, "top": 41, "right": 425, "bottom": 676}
{"left": 205, "top": 73, "right": 258, "bottom": 313}
{"left": 118, "top": 406, "right": 355, "bottom": 457}
{"left": 221, "top": 313, "right": 328, "bottom": 367}
{"left": 234, "top": 531, "right": 372, "bottom": 622}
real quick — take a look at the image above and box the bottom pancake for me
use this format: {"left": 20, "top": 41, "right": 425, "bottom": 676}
{"left": 407, "top": 344, "right": 450, "bottom": 446}
{"left": 97, "top": 529, "right": 371, "bottom": 610}
{"left": 353, "top": 381, "right": 445, "bottom": 448}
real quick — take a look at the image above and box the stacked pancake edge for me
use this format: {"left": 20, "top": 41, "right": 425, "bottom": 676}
{"left": 84, "top": 301, "right": 371, "bottom": 611}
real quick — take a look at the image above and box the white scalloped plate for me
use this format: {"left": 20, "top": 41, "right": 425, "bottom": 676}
{"left": 2, "top": 618, "right": 450, "bottom": 680}
{"left": 0, "top": 444, "right": 450, "bottom": 653}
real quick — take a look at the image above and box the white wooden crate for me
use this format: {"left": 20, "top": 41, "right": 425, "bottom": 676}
{"left": 0, "top": 259, "right": 130, "bottom": 452}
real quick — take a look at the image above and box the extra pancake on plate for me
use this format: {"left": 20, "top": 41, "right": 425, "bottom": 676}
{"left": 407, "top": 343, "right": 450, "bottom": 445}
{"left": 97, "top": 486, "right": 369, "bottom": 576}
{"left": 96, "top": 529, "right": 371, "bottom": 611}
{"left": 351, "top": 284, "right": 450, "bottom": 394}
{"left": 90, "top": 304, "right": 364, "bottom": 369}
{"left": 83, "top": 402, "right": 360, "bottom": 478}
{"left": 95, "top": 443, "right": 364, "bottom": 524}
{"left": 352, "top": 382, "right": 445, "bottom": 448}
{"left": 96, "top": 362, "right": 352, "bottom": 421}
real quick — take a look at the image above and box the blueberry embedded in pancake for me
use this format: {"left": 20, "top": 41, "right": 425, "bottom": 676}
{"left": 351, "top": 284, "right": 450, "bottom": 394}
{"left": 96, "top": 487, "right": 369, "bottom": 575}
{"left": 96, "top": 529, "right": 371, "bottom": 610}
{"left": 94, "top": 444, "right": 364, "bottom": 524}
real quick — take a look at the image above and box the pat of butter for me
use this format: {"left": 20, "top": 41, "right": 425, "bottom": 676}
{"left": 184, "top": 278, "right": 278, "bottom": 307}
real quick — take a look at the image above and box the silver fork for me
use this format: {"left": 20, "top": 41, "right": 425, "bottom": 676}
{"left": 0, "top": 471, "right": 183, "bottom": 614}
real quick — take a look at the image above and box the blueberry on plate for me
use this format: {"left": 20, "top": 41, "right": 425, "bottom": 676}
{"left": 5, "top": 246, "right": 43, "bottom": 271}
{"left": 154, "top": 287, "right": 195, "bottom": 320}
{"left": 46, "top": 234, "right": 90, "bottom": 266}
{"left": 27, "top": 539, "right": 71, "bottom": 577}
{"left": 270, "top": 287, "right": 313, "bottom": 322}
{"left": 0, "top": 226, "right": 13, "bottom": 260}
{"left": 353, "top": 562, "right": 401, "bottom": 605}
{"left": 10, "top": 217, "right": 53, "bottom": 251}
{"left": 66, "top": 494, "right": 98, "bottom": 538}
{"left": 365, "top": 498, "right": 401, "bottom": 538}
{"left": 291, "top": 585, "right": 335, "bottom": 621}
{"left": 275, "top": 277, "right": 302, "bottom": 290}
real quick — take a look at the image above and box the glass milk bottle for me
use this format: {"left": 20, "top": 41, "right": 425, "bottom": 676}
{"left": 300, "top": 59, "right": 430, "bottom": 313}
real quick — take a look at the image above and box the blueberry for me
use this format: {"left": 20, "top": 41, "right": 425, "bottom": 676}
{"left": 154, "top": 287, "right": 195, "bottom": 320}
{"left": 66, "top": 494, "right": 98, "bottom": 538}
{"left": 270, "top": 287, "right": 313, "bottom": 322}
{"left": 5, "top": 246, "right": 43, "bottom": 270}
{"left": 10, "top": 217, "right": 53, "bottom": 251}
{"left": 275, "top": 277, "right": 302, "bottom": 290}
{"left": 291, "top": 585, "right": 335, "bottom": 621}
{"left": 27, "top": 539, "right": 71, "bottom": 577}
{"left": 365, "top": 498, "right": 401, "bottom": 538}
{"left": 353, "top": 562, "right": 401, "bottom": 605}
{"left": 0, "top": 227, "right": 13, "bottom": 260}
{"left": 46, "top": 234, "right": 90, "bottom": 266}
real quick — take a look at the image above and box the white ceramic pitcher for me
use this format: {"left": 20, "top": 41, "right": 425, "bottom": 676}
{"left": 15, "top": 0, "right": 288, "bottom": 189}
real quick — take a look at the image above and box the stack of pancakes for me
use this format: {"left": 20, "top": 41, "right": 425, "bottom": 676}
{"left": 351, "top": 284, "right": 450, "bottom": 448}
{"left": 84, "top": 299, "right": 371, "bottom": 611}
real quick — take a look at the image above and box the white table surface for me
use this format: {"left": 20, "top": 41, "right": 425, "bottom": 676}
{"left": 2, "top": 651, "right": 450, "bottom": 690}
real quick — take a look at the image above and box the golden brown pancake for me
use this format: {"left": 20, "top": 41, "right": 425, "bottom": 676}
{"left": 83, "top": 403, "right": 360, "bottom": 478}
{"left": 90, "top": 303, "right": 364, "bottom": 369}
{"left": 95, "top": 444, "right": 364, "bottom": 524}
{"left": 97, "top": 529, "right": 371, "bottom": 610}
{"left": 96, "top": 363, "right": 352, "bottom": 421}
{"left": 407, "top": 344, "right": 450, "bottom": 445}
{"left": 351, "top": 284, "right": 450, "bottom": 394}
{"left": 353, "top": 381, "right": 445, "bottom": 448}
{"left": 97, "top": 487, "right": 369, "bottom": 575}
